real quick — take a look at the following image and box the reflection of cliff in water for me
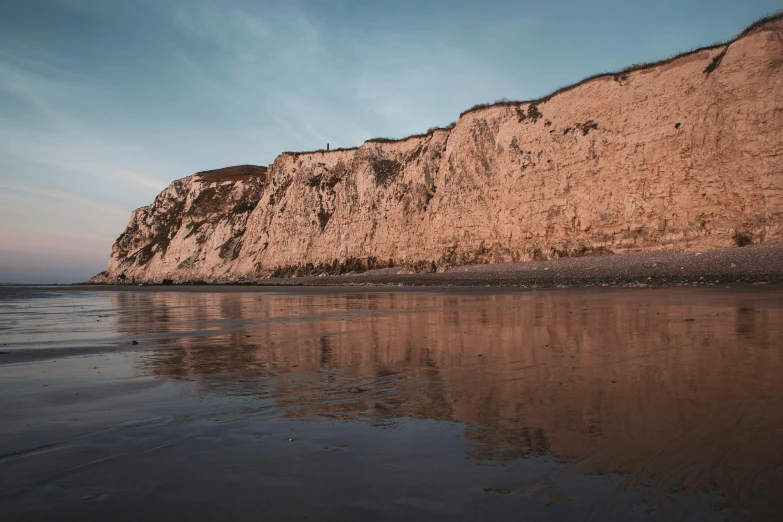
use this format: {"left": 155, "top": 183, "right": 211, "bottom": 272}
{"left": 112, "top": 289, "right": 783, "bottom": 514}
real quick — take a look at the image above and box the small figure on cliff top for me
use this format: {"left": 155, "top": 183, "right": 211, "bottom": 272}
{"left": 327, "top": 143, "right": 329, "bottom": 151}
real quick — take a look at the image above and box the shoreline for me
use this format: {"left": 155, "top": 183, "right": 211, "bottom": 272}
{"left": 78, "top": 244, "right": 783, "bottom": 290}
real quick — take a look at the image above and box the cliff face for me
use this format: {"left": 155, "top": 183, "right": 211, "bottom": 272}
{"left": 93, "top": 17, "right": 783, "bottom": 283}
{"left": 101, "top": 165, "right": 268, "bottom": 281}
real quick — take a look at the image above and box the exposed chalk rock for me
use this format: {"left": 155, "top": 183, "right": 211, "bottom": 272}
{"left": 90, "top": 16, "right": 783, "bottom": 283}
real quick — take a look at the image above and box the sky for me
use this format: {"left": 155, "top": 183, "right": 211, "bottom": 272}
{"left": 0, "top": 0, "right": 780, "bottom": 283}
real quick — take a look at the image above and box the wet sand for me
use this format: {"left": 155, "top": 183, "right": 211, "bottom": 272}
{"left": 1, "top": 285, "right": 782, "bottom": 521}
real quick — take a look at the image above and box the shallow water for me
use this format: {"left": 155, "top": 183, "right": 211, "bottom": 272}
{"left": 1, "top": 286, "right": 782, "bottom": 521}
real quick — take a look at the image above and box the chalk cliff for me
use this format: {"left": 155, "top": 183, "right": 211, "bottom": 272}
{"left": 92, "top": 15, "right": 783, "bottom": 283}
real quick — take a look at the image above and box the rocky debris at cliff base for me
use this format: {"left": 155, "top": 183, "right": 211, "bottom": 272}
{"left": 237, "top": 244, "right": 783, "bottom": 288}
{"left": 85, "top": 244, "right": 783, "bottom": 289}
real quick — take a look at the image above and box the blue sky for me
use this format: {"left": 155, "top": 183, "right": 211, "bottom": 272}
{"left": 1, "top": 0, "right": 780, "bottom": 283}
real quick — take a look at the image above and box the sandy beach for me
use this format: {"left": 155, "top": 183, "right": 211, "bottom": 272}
{"left": 82, "top": 244, "right": 783, "bottom": 288}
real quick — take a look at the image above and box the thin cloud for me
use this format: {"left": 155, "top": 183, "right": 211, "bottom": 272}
{"left": 0, "top": 183, "right": 130, "bottom": 218}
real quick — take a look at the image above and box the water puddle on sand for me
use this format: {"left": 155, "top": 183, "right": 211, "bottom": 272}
{"left": 1, "top": 286, "right": 782, "bottom": 521}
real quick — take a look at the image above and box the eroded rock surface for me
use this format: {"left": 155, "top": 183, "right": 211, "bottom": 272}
{"left": 92, "top": 17, "right": 783, "bottom": 283}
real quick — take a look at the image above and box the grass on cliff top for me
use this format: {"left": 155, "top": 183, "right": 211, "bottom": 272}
{"left": 281, "top": 145, "right": 359, "bottom": 158}
{"left": 282, "top": 11, "right": 781, "bottom": 157}
{"left": 281, "top": 123, "right": 456, "bottom": 157}
{"left": 458, "top": 10, "right": 782, "bottom": 118}
{"left": 196, "top": 165, "right": 268, "bottom": 183}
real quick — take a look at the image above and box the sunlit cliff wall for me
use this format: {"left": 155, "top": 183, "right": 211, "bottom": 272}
{"left": 92, "top": 16, "right": 783, "bottom": 283}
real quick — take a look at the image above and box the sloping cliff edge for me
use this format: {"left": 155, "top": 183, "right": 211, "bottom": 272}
{"left": 90, "top": 15, "right": 783, "bottom": 284}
